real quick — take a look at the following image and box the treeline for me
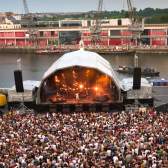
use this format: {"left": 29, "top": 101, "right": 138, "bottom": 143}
{"left": 41, "top": 8, "right": 168, "bottom": 24}
{"left": 139, "top": 8, "right": 168, "bottom": 24}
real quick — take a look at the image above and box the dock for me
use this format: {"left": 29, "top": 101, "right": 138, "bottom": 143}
{"left": 1, "top": 46, "right": 168, "bottom": 55}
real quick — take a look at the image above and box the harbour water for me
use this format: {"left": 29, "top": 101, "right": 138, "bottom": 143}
{"left": 0, "top": 52, "right": 168, "bottom": 88}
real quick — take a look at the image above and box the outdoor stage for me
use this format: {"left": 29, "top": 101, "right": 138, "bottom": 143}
{"left": 6, "top": 49, "right": 153, "bottom": 113}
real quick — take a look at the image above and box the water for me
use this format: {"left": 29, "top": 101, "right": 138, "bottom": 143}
{"left": 0, "top": 52, "right": 168, "bottom": 88}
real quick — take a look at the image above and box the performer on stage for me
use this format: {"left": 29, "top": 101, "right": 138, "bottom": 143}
{"left": 75, "top": 93, "right": 79, "bottom": 103}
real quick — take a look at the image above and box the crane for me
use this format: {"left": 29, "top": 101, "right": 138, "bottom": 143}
{"left": 90, "top": 0, "right": 103, "bottom": 44}
{"left": 23, "top": 0, "right": 29, "bottom": 14}
{"left": 22, "top": 0, "right": 38, "bottom": 44}
{"left": 22, "top": 0, "right": 35, "bottom": 24}
{"left": 126, "top": 0, "right": 144, "bottom": 45}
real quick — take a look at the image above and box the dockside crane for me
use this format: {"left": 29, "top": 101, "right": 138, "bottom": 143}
{"left": 22, "top": 0, "right": 33, "bottom": 22}
{"left": 126, "top": 0, "right": 144, "bottom": 45}
{"left": 21, "top": 0, "right": 38, "bottom": 44}
{"left": 90, "top": 0, "right": 103, "bottom": 44}
{"left": 23, "top": 0, "right": 29, "bottom": 15}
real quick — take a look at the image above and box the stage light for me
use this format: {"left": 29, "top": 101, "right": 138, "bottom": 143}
{"left": 86, "top": 69, "right": 90, "bottom": 75}
{"left": 54, "top": 76, "right": 60, "bottom": 83}
{"left": 94, "top": 86, "right": 98, "bottom": 91}
{"left": 79, "top": 84, "right": 84, "bottom": 89}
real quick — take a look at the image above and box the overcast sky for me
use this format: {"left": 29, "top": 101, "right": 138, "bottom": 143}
{"left": 0, "top": 0, "right": 168, "bottom": 13}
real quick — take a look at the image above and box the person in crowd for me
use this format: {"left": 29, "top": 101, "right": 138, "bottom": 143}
{"left": 0, "top": 109, "right": 167, "bottom": 167}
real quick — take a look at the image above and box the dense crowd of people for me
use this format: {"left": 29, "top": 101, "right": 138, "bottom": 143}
{"left": 0, "top": 109, "right": 168, "bottom": 167}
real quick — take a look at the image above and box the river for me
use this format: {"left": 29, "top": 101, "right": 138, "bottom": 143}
{"left": 0, "top": 52, "right": 168, "bottom": 88}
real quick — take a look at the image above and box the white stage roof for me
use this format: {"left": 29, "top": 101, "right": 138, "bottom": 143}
{"left": 42, "top": 49, "right": 123, "bottom": 89}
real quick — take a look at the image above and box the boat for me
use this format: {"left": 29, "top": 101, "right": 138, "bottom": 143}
{"left": 152, "top": 79, "right": 168, "bottom": 86}
{"left": 35, "top": 48, "right": 66, "bottom": 54}
{"left": 35, "top": 45, "right": 79, "bottom": 54}
{"left": 86, "top": 48, "right": 135, "bottom": 55}
{"left": 117, "top": 66, "right": 160, "bottom": 77}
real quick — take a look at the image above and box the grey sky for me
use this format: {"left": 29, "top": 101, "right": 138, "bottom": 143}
{"left": 0, "top": 0, "right": 168, "bottom": 13}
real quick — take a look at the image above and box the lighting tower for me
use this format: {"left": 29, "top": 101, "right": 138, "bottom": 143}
{"left": 127, "top": 0, "right": 144, "bottom": 46}
{"left": 90, "top": 0, "right": 103, "bottom": 44}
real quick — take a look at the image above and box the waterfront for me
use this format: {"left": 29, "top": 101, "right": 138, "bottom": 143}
{"left": 0, "top": 52, "right": 168, "bottom": 88}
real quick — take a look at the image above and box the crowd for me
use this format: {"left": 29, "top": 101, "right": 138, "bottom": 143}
{"left": 0, "top": 109, "right": 168, "bottom": 167}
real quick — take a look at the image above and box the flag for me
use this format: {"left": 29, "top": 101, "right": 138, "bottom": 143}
{"left": 17, "top": 58, "right": 21, "bottom": 63}
{"left": 17, "top": 58, "right": 21, "bottom": 69}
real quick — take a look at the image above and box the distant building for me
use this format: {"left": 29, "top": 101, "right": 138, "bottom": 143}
{"left": 0, "top": 17, "right": 167, "bottom": 47}
{"left": 0, "top": 17, "right": 21, "bottom": 29}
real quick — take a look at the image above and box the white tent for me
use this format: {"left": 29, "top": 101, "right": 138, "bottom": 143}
{"left": 42, "top": 49, "right": 123, "bottom": 90}
{"left": 36, "top": 49, "right": 123, "bottom": 104}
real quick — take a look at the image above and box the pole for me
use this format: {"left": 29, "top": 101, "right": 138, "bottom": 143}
{"left": 17, "top": 58, "right": 21, "bottom": 70}
{"left": 134, "top": 54, "right": 138, "bottom": 67}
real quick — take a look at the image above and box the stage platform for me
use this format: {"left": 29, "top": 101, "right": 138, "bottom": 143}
{"left": 8, "top": 101, "right": 124, "bottom": 113}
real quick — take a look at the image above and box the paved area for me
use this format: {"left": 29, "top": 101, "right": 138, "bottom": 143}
{"left": 152, "top": 86, "right": 168, "bottom": 107}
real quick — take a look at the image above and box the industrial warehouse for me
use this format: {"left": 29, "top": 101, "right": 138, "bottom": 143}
{"left": 0, "top": 18, "right": 168, "bottom": 48}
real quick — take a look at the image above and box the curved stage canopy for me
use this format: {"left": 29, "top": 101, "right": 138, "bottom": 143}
{"left": 37, "top": 49, "right": 123, "bottom": 104}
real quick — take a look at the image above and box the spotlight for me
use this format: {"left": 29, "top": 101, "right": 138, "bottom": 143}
{"left": 54, "top": 76, "right": 60, "bottom": 83}
{"left": 79, "top": 84, "right": 84, "bottom": 89}
{"left": 94, "top": 86, "right": 98, "bottom": 91}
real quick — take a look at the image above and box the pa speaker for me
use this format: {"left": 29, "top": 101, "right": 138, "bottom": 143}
{"left": 14, "top": 70, "right": 24, "bottom": 92}
{"left": 133, "top": 67, "right": 141, "bottom": 90}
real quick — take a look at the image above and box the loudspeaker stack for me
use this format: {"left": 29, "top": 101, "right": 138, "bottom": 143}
{"left": 133, "top": 67, "right": 141, "bottom": 90}
{"left": 14, "top": 70, "right": 24, "bottom": 93}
